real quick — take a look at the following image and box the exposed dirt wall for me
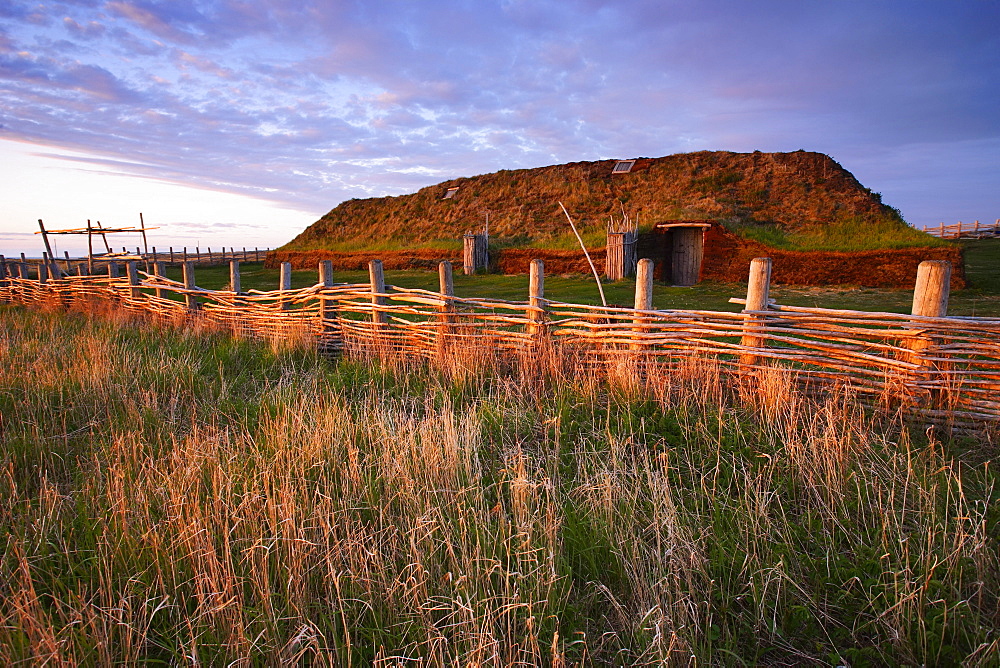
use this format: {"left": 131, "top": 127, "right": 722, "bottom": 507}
{"left": 693, "top": 226, "right": 966, "bottom": 289}
{"left": 269, "top": 232, "right": 965, "bottom": 289}
{"left": 265, "top": 249, "right": 461, "bottom": 271}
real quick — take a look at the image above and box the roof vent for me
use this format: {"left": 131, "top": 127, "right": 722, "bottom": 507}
{"left": 612, "top": 160, "right": 635, "bottom": 174}
{"left": 443, "top": 186, "right": 459, "bottom": 199}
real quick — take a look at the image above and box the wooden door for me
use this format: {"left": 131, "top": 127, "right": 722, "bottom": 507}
{"left": 671, "top": 227, "right": 704, "bottom": 285}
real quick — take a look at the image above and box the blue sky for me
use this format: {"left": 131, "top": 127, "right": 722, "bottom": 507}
{"left": 2, "top": 0, "right": 998, "bottom": 256}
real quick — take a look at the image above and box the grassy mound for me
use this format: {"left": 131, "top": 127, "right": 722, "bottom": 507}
{"left": 285, "top": 150, "right": 943, "bottom": 253}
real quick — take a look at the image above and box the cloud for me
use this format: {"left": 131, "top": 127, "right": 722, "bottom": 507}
{"left": 0, "top": 0, "right": 997, "bottom": 228}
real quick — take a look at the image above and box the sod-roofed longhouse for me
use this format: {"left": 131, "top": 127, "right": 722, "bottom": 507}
{"left": 278, "top": 150, "right": 962, "bottom": 288}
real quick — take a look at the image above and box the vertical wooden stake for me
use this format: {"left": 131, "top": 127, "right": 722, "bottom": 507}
{"left": 87, "top": 219, "right": 94, "bottom": 274}
{"left": 632, "top": 258, "right": 654, "bottom": 350}
{"left": 528, "top": 259, "right": 546, "bottom": 337}
{"left": 108, "top": 261, "right": 119, "bottom": 278}
{"left": 279, "top": 261, "right": 292, "bottom": 310}
{"left": 740, "top": 257, "right": 772, "bottom": 368}
{"left": 39, "top": 261, "right": 49, "bottom": 283}
{"left": 319, "top": 260, "right": 336, "bottom": 338}
{"left": 153, "top": 261, "right": 166, "bottom": 300}
{"left": 369, "top": 259, "right": 387, "bottom": 326}
{"left": 183, "top": 261, "right": 198, "bottom": 311}
{"left": 230, "top": 260, "right": 242, "bottom": 295}
{"left": 170, "top": 247, "right": 175, "bottom": 264}
{"left": 438, "top": 260, "right": 455, "bottom": 339}
{"left": 126, "top": 260, "right": 141, "bottom": 299}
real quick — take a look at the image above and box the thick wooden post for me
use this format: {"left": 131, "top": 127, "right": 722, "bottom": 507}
{"left": 182, "top": 261, "right": 198, "bottom": 311}
{"left": 906, "top": 260, "right": 951, "bottom": 367}
{"left": 126, "top": 260, "right": 141, "bottom": 299}
{"left": 108, "top": 261, "right": 119, "bottom": 278}
{"left": 740, "top": 257, "right": 772, "bottom": 367}
{"left": 632, "top": 258, "right": 654, "bottom": 350}
{"left": 528, "top": 259, "right": 546, "bottom": 337}
{"left": 279, "top": 261, "right": 292, "bottom": 310}
{"left": 911, "top": 260, "right": 951, "bottom": 318}
{"left": 230, "top": 260, "right": 242, "bottom": 295}
{"left": 153, "top": 261, "right": 166, "bottom": 300}
{"left": 438, "top": 260, "right": 455, "bottom": 338}
{"left": 369, "top": 259, "right": 387, "bottom": 326}
{"left": 39, "top": 261, "right": 49, "bottom": 283}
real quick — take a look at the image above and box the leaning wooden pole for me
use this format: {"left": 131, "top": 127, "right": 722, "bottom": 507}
{"left": 37, "top": 219, "right": 63, "bottom": 278}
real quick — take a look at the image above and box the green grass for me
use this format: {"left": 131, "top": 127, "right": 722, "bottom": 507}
{"left": 1, "top": 305, "right": 997, "bottom": 665}
{"left": 730, "top": 216, "right": 951, "bottom": 251}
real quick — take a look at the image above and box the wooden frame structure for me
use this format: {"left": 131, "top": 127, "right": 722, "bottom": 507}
{"left": 34, "top": 214, "right": 157, "bottom": 275}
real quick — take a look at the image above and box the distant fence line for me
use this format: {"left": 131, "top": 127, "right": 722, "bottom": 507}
{"left": 923, "top": 220, "right": 1000, "bottom": 239}
{"left": 2, "top": 255, "right": 999, "bottom": 430}
{"left": 13, "top": 246, "right": 271, "bottom": 275}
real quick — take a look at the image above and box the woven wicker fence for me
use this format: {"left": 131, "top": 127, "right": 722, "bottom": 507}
{"left": 3, "top": 256, "right": 999, "bottom": 430}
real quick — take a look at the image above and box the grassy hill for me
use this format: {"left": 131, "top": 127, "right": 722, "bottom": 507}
{"left": 284, "top": 150, "right": 941, "bottom": 252}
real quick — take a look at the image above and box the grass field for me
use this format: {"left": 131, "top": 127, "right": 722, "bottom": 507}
{"left": 1, "top": 302, "right": 998, "bottom": 665}
{"left": 164, "top": 237, "right": 1000, "bottom": 316}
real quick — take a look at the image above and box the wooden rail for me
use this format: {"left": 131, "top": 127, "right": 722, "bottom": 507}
{"left": 923, "top": 220, "right": 1000, "bottom": 239}
{"left": 2, "top": 256, "right": 999, "bottom": 430}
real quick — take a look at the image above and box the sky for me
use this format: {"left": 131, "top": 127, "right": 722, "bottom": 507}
{"left": 1, "top": 0, "right": 998, "bottom": 257}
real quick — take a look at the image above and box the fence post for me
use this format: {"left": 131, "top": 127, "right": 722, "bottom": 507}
{"left": 153, "top": 261, "right": 166, "bottom": 300}
{"left": 230, "top": 260, "right": 242, "bottom": 295}
{"left": 108, "top": 261, "right": 119, "bottom": 279}
{"left": 317, "top": 260, "right": 336, "bottom": 342}
{"left": 739, "top": 257, "right": 772, "bottom": 368}
{"left": 369, "top": 259, "right": 387, "bottom": 326}
{"left": 911, "top": 260, "right": 950, "bottom": 319}
{"left": 183, "top": 261, "right": 198, "bottom": 311}
{"left": 438, "top": 260, "right": 455, "bottom": 340}
{"left": 279, "top": 261, "right": 292, "bottom": 310}
{"left": 528, "top": 259, "right": 546, "bottom": 337}
{"left": 39, "top": 261, "right": 49, "bottom": 283}
{"left": 632, "top": 258, "right": 654, "bottom": 350}
{"left": 126, "top": 260, "right": 141, "bottom": 299}
{"left": 906, "top": 260, "right": 951, "bottom": 405}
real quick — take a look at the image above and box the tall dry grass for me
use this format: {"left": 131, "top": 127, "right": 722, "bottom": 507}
{"left": 1, "top": 302, "right": 997, "bottom": 665}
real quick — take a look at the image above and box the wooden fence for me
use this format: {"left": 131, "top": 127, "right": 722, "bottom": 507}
{"left": 2, "top": 256, "right": 999, "bottom": 430}
{"left": 923, "top": 220, "right": 1000, "bottom": 239}
{"left": 11, "top": 246, "right": 272, "bottom": 278}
